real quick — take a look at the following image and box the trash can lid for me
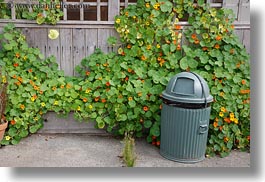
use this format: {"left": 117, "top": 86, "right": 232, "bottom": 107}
{"left": 162, "top": 72, "right": 213, "bottom": 104}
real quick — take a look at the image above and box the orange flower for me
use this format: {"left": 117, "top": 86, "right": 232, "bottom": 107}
{"left": 175, "top": 25, "right": 181, "bottom": 30}
{"left": 247, "top": 135, "right": 250, "bottom": 141}
{"left": 143, "top": 106, "right": 149, "bottom": 112}
{"left": 127, "top": 68, "right": 133, "bottom": 73}
{"left": 86, "top": 71, "right": 90, "bottom": 76}
{"left": 52, "top": 86, "right": 57, "bottom": 91}
{"left": 15, "top": 81, "right": 21, "bottom": 86}
{"left": 241, "top": 80, "right": 246, "bottom": 85}
{"left": 34, "top": 85, "right": 39, "bottom": 91}
{"left": 240, "top": 89, "right": 250, "bottom": 94}
{"left": 191, "top": 33, "right": 197, "bottom": 39}
{"left": 20, "top": 104, "right": 25, "bottom": 110}
{"left": 138, "top": 92, "right": 142, "bottom": 97}
{"left": 224, "top": 117, "right": 231, "bottom": 124}
{"left": 10, "top": 120, "right": 16, "bottom": 125}
{"left": 83, "top": 98, "right": 88, "bottom": 103}
{"left": 128, "top": 97, "right": 133, "bottom": 101}
{"left": 159, "top": 104, "right": 162, "bottom": 110}
{"left": 28, "top": 69, "right": 33, "bottom": 73}
{"left": 13, "top": 63, "right": 19, "bottom": 67}
{"left": 220, "top": 92, "right": 224, "bottom": 97}
{"left": 213, "top": 122, "right": 218, "bottom": 128}
{"left": 37, "top": 13, "right": 43, "bottom": 17}
{"left": 236, "top": 62, "right": 241, "bottom": 68}
{"left": 94, "top": 97, "right": 100, "bottom": 102}
{"left": 39, "top": 90, "right": 44, "bottom": 94}
{"left": 215, "top": 35, "right": 222, "bottom": 41}
{"left": 223, "top": 137, "right": 229, "bottom": 143}
{"left": 106, "top": 82, "right": 111, "bottom": 87}
{"left": 156, "top": 141, "right": 160, "bottom": 146}
{"left": 15, "top": 52, "right": 20, "bottom": 58}
{"left": 66, "top": 83, "right": 72, "bottom": 89}
{"left": 12, "top": 75, "right": 17, "bottom": 79}
{"left": 101, "top": 99, "right": 107, "bottom": 103}
{"left": 194, "top": 39, "right": 200, "bottom": 44}
{"left": 231, "top": 25, "right": 235, "bottom": 29}
{"left": 202, "top": 47, "right": 208, "bottom": 51}
{"left": 177, "top": 44, "right": 181, "bottom": 51}
{"left": 127, "top": 44, "right": 132, "bottom": 49}
{"left": 230, "top": 49, "right": 235, "bottom": 54}
{"left": 60, "top": 85, "right": 65, "bottom": 89}
{"left": 214, "top": 44, "right": 220, "bottom": 49}
{"left": 141, "top": 55, "right": 147, "bottom": 61}
{"left": 157, "top": 57, "right": 162, "bottom": 61}
{"left": 17, "top": 77, "right": 23, "bottom": 82}
{"left": 125, "top": 77, "right": 129, "bottom": 81}
{"left": 219, "top": 126, "right": 223, "bottom": 131}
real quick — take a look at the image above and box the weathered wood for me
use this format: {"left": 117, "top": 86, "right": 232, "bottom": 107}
{"left": 33, "top": 28, "right": 48, "bottom": 58}
{"left": 60, "top": 28, "right": 74, "bottom": 76}
{"left": 108, "top": 0, "right": 120, "bottom": 21}
{"left": 85, "top": 28, "right": 98, "bottom": 56}
{"left": 73, "top": 28, "right": 86, "bottom": 76}
{"left": 98, "top": 28, "right": 114, "bottom": 53}
{"left": 243, "top": 29, "right": 250, "bottom": 54}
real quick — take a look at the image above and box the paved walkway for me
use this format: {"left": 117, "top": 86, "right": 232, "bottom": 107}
{"left": 0, "top": 134, "right": 250, "bottom": 167}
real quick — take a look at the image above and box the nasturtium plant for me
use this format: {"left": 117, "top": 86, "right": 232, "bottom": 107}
{"left": 0, "top": 0, "right": 250, "bottom": 158}
{"left": 79, "top": 0, "right": 250, "bottom": 157}
{"left": 0, "top": 0, "right": 63, "bottom": 25}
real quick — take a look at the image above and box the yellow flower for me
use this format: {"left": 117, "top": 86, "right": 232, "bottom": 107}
{"left": 85, "top": 88, "right": 91, "bottom": 94}
{"left": 54, "top": 101, "right": 59, "bottom": 105}
{"left": 221, "top": 107, "right": 226, "bottom": 112}
{"left": 88, "top": 105, "right": 93, "bottom": 109}
{"left": 146, "top": 45, "right": 151, "bottom": 50}
{"left": 234, "top": 118, "right": 238, "bottom": 124}
{"left": 219, "top": 112, "right": 224, "bottom": 117}
{"left": 230, "top": 113, "right": 234, "bottom": 117}
{"left": 41, "top": 102, "right": 46, "bottom": 107}
{"left": 2, "top": 76, "right": 7, "bottom": 83}
{"left": 77, "top": 106, "right": 81, "bottom": 111}
{"left": 5, "top": 136, "right": 11, "bottom": 141}
{"left": 156, "top": 44, "right": 161, "bottom": 49}
{"left": 48, "top": 29, "right": 59, "bottom": 40}
{"left": 145, "top": 3, "right": 150, "bottom": 8}
{"left": 115, "top": 18, "right": 121, "bottom": 24}
{"left": 133, "top": 16, "right": 136, "bottom": 19}
{"left": 31, "top": 97, "right": 36, "bottom": 102}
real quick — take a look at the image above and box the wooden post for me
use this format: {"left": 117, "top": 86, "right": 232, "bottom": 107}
{"left": 108, "top": 0, "right": 120, "bottom": 21}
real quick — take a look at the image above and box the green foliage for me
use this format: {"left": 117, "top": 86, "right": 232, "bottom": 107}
{"left": 80, "top": 0, "right": 249, "bottom": 156}
{"left": 0, "top": 0, "right": 250, "bottom": 158}
{"left": 0, "top": 24, "right": 81, "bottom": 144}
{"left": 0, "top": 0, "right": 63, "bottom": 25}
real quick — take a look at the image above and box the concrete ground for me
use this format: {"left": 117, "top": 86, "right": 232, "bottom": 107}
{"left": 0, "top": 134, "right": 250, "bottom": 167}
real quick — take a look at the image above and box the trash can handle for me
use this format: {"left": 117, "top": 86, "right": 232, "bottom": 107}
{"left": 190, "top": 72, "right": 208, "bottom": 108}
{"left": 199, "top": 124, "right": 208, "bottom": 134}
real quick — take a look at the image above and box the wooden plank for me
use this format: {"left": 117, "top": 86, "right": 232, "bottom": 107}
{"left": 85, "top": 28, "right": 98, "bottom": 56}
{"left": 21, "top": 27, "right": 35, "bottom": 48}
{"left": 98, "top": 28, "right": 112, "bottom": 53}
{"left": 243, "top": 29, "right": 250, "bottom": 54}
{"left": 60, "top": 28, "right": 74, "bottom": 76}
{"left": 32, "top": 28, "right": 48, "bottom": 58}
{"left": 73, "top": 28, "right": 86, "bottom": 76}
{"left": 238, "top": 0, "right": 250, "bottom": 23}
{"left": 97, "top": 0, "right": 101, "bottom": 21}
{"left": 47, "top": 28, "right": 61, "bottom": 68}
{"left": 108, "top": 0, "right": 120, "bottom": 21}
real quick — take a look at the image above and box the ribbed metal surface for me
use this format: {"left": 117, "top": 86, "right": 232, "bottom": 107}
{"left": 160, "top": 104, "right": 211, "bottom": 163}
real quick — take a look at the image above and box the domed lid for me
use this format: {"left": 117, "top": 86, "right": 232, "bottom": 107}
{"left": 162, "top": 72, "right": 213, "bottom": 104}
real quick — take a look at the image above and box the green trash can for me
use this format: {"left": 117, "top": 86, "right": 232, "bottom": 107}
{"left": 160, "top": 72, "right": 213, "bottom": 163}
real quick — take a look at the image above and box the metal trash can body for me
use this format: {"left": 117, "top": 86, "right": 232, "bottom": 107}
{"left": 160, "top": 72, "right": 213, "bottom": 163}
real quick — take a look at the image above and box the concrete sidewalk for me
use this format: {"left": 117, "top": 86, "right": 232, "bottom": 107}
{"left": 0, "top": 134, "right": 250, "bottom": 167}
